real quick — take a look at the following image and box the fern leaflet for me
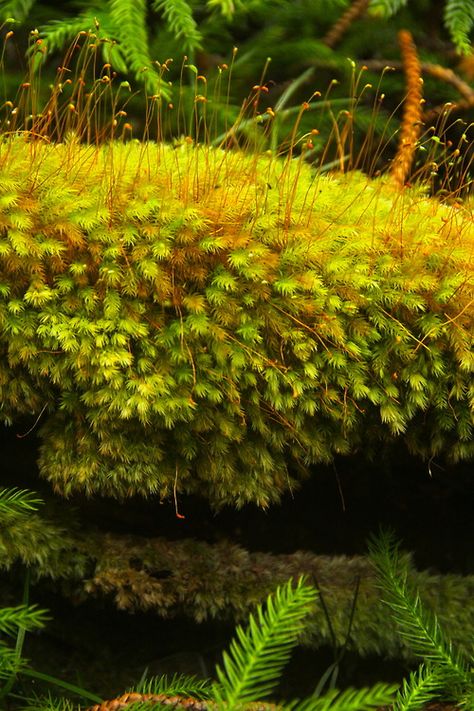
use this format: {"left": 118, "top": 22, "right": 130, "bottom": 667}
{"left": 369, "top": 531, "right": 470, "bottom": 686}
{"left": 444, "top": 0, "right": 474, "bottom": 53}
{"left": 212, "top": 577, "right": 317, "bottom": 708}
{"left": 152, "top": 0, "right": 202, "bottom": 52}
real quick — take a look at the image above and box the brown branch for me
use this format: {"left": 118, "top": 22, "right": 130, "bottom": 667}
{"left": 391, "top": 30, "right": 424, "bottom": 188}
{"left": 360, "top": 58, "right": 474, "bottom": 101}
{"left": 359, "top": 58, "right": 474, "bottom": 122}
{"left": 322, "top": 0, "right": 370, "bottom": 49}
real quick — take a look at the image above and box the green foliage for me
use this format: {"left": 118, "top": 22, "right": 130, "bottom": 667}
{"left": 0, "top": 488, "right": 48, "bottom": 703}
{"left": 0, "top": 0, "right": 34, "bottom": 21}
{"left": 3, "top": 537, "right": 472, "bottom": 710}
{"left": 369, "top": 0, "right": 409, "bottom": 17}
{"left": 369, "top": 530, "right": 474, "bottom": 710}
{"left": 0, "top": 486, "right": 85, "bottom": 577}
{"left": 212, "top": 577, "right": 317, "bottom": 707}
{"left": 103, "top": 578, "right": 396, "bottom": 711}
{"left": 136, "top": 673, "right": 213, "bottom": 698}
{"left": 391, "top": 664, "right": 445, "bottom": 711}
{"left": 0, "top": 486, "right": 42, "bottom": 514}
{"left": 444, "top": 0, "right": 474, "bottom": 54}
{"left": 0, "top": 140, "right": 472, "bottom": 504}
{"left": 153, "top": 0, "right": 202, "bottom": 51}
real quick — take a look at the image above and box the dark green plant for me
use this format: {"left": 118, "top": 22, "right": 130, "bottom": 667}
{"left": 369, "top": 530, "right": 474, "bottom": 710}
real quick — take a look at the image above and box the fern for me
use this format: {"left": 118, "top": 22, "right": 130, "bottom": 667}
{"left": 444, "top": 0, "right": 474, "bottom": 54}
{"left": 134, "top": 673, "right": 213, "bottom": 698}
{"left": 26, "top": 15, "right": 96, "bottom": 56}
{"left": 0, "top": 487, "right": 42, "bottom": 515}
{"left": 14, "top": 693, "right": 76, "bottom": 711}
{"left": 391, "top": 663, "right": 444, "bottom": 711}
{"left": 0, "top": 604, "right": 48, "bottom": 638}
{"left": 212, "top": 577, "right": 317, "bottom": 708}
{"left": 152, "top": 0, "right": 202, "bottom": 51}
{"left": 291, "top": 682, "right": 400, "bottom": 711}
{"left": 109, "top": 0, "right": 163, "bottom": 94}
{"left": 0, "top": 643, "right": 25, "bottom": 681}
{"left": 368, "top": 0, "right": 474, "bottom": 53}
{"left": 369, "top": 530, "right": 473, "bottom": 693}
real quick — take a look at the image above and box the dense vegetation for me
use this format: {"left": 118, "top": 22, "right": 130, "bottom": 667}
{"left": 0, "top": 1, "right": 473, "bottom": 710}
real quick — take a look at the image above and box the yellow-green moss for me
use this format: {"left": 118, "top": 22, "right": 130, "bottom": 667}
{"left": 0, "top": 138, "right": 472, "bottom": 503}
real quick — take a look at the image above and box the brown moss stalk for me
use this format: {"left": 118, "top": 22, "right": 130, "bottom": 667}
{"left": 322, "top": 0, "right": 370, "bottom": 48}
{"left": 391, "top": 30, "right": 424, "bottom": 188}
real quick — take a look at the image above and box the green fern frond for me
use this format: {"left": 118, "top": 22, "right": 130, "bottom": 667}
{"left": 288, "top": 682, "right": 398, "bottom": 711}
{"left": 152, "top": 0, "right": 202, "bottom": 52}
{"left": 109, "top": 0, "right": 164, "bottom": 95}
{"left": 392, "top": 663, "right": 444, "bottom": 711}
{"left": 0, "top": 603, "right": 48, "bottom": 637}
{"left": 133, "top": 673, "right": 212, "bottom": 698}
{"left": 0, "top": 487, "right": 42, "bottom": 515}
{"left": 368, "top": 0, "right": 408, "bottom": 18}
{"left": 13, "top": 692, "right": 76, "bottom": 711}
{"left": 444, "top": 0, "right": 474, "bottom": 54}
{"left": 0, "top": 642, "right": 25, "bottom": 680}
{"left": 31, "top": 15, "right": 99, "bottom": 58}
{"left": 368, "top": 531, "right": 471, "bottom": 686}
{"left": 212, "top": 577, "right": 317, "bottom": 708}
{"left": 0, "top": 0, "right": 36, "bottom": 22}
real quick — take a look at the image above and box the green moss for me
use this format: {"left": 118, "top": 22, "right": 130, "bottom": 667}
{"left": 0, "top": 138, "right": 472, "bottom": 504}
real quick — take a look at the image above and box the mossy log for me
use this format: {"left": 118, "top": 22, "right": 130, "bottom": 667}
{"left": 2, "top": 515, "right": 472, "bottom": 660}
{"left": 0, "top": 139, "right": 473, "bottom": 505}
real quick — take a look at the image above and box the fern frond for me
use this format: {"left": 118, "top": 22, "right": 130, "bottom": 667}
{"left": 0, "top": 487, "right": 42, "bottom": 515}
{"left": 0, "top": 641, "right": 25, "bottom": 680}
{"left": 109, "top": 0, "right": 164, "bottom": 95}
{"left": 152, "top": 0, "right": 202, "bottom": 52}
{"left": 289, "top": 682, "right": 398, "bottom": 711}
{"left": 13, "top": 692, "right": 76, "bottom": 711}
{"left": 368, "top": 0, "right": 408, "bottom": 18}
{"left": 133, "top": 673, "right": 212, "bottom": 698}
{"left": 32, "top": 15, "right": 99, "bottom": 57}
{"left": 0, "top": 0, "right": 36, "bottom": 22}
{"left": 444, "top": 0, "right": 474, "bottom": 54}
{"left": 0, "top": 603, "right": 48, "bottom": 637}
{"left": 392, "top": 663, "right": 443, "bottom": 711}
{"left": 368, "top": 531, "right": 470, "bottom": 686}
{"left": 212, "top": 577, "right": 317, "bottom": 708}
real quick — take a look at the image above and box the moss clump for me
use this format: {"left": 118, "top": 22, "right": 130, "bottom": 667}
{"left": 0, "top": 138, "right": 472, "bottom": 504}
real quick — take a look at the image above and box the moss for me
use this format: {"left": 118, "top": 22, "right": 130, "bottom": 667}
{"left": 0, "top": 139, "right": 472, "bottom": 504}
